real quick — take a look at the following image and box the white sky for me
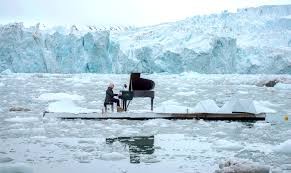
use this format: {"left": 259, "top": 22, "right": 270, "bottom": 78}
{"left": 0, "top": 0, "right": 290, "bottom": 26}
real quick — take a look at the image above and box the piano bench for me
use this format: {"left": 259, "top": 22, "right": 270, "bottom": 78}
{"left": 104, "top": 102, "right": 114, "bottom": 112}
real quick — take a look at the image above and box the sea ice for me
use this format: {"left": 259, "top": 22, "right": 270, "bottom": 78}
{"left": 4, "top": 116, "right": 38, "bottom": 123}
{"left": 37, "top": 93, "right": 84, "bottom": 101}
{"left": 47, "top": 100, "right": 99, "bottom": 113}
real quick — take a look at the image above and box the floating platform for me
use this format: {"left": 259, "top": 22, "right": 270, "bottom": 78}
{"left": 43, "top": 112, "right": 266, "bottom": 121}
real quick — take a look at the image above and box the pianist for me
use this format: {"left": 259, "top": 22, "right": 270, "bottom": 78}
{"left": 104, "top": 83, "right": 123, "bottom": 112}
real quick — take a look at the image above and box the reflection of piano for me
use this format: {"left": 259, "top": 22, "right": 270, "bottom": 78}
{"left": 119, "top": 73, "right": 155, "bottom": 111}
{"left": 106, "top": 136, "right": 155, "bottom": 164}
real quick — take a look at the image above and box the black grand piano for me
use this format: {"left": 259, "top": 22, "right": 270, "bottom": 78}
{"left": 119, "top": 73, "right": 155, "bottom": 111}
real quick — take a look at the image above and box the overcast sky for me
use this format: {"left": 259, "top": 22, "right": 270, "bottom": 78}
{"left": 0, "top": 0, "right": 290, "bottom": 26}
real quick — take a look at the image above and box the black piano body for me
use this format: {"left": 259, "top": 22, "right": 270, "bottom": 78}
{"left": 120, "top": 73, "right": 155, "bottom": 111}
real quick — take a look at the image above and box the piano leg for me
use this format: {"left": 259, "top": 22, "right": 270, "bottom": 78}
{"left": 123, "top": 100, "right": 127, "bottom": 111}
{"left": 151, "top": 98, "right": 154, "bottom": 111}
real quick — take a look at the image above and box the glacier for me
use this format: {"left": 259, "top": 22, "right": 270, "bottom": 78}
{"left": 0, "top": 5, "right": 291, "bottom": 74}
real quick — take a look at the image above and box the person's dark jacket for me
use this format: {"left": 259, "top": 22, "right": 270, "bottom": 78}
{"left": 104, "top": 87, "right": 118, "bottom": 103}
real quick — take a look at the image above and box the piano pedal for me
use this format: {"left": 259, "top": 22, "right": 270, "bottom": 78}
{"left": 117, "top": 107, "right": 124, "bottom": 112}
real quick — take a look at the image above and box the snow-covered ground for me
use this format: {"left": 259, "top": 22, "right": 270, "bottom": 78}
{"left": 0, "top": 73, "right": 291, "bottom": 172}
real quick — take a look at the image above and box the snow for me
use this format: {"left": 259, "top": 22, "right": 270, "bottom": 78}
{"left": 37, "top": 93, "right": 84, "bottom": 101}
{"left": 1, "top": 5, "right": 291, "bottom": 74}
{"left": 273, "top": 139, "right": 291, "bottom": 154}
{"left": 48, "top": 100, "right": 99, "bottom": 113}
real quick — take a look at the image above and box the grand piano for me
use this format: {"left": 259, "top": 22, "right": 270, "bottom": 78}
{"left": 119, "top": 73, "right": 155, "bottom": 111}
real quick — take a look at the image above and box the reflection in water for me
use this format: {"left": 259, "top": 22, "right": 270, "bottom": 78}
{"left": 106, "top": 136, "right": 155, "bottom": 163}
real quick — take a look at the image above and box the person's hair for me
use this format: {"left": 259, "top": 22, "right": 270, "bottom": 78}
{"left": 108, "top": 83, "right": 114, "bottom": 88}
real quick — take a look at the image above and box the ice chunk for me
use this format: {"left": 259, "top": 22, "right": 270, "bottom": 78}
{"left": 154, "top": 100, "right": 190, "bottom": 113}
{"left": 0, "top": 69, "right": 13, "bottom": 74}
{"left": 100, "top": 152, "right": 126, "bottom": 161}
{"left": 78, "top": 140, "right": 96, "bottom": 144}
{"left": 217, "top": 98, "right": 275, "bottom": 114}
{"left": 193, "top": 99, "right": 219, "bottom": 113}
{"left": 0, "top": 163, "right": 33, "bottom": 173}
{"left": 274, "top": 83, "right": 291, "bottom": 90}
{"left": 219, "top": 98, "right": 257, "bottom": 114}
{"left": 253, "top": 101, "right": 277, "bottom": 113}
{"left": 5, "top": 116, "right": 38, "bottom": 123}
{"left": 216, "top": 159, "right": 269, "bottom": 173}
{"left": 47, "top": 100, "right": 99, "bottom": 113}
{"left": 273, "top": 139, "right": 291, "bottom": 154}
{"left": 37, "top": 93, "right": 84, "bottom": 101}
{"left": 175, "top": 91, "right": 197, "bottom": 96}
{"left": 213, "top": 139, "right": 243, "bottom": 151}
{"left": 0, "top": 157, "right": 14, "bottom": 163}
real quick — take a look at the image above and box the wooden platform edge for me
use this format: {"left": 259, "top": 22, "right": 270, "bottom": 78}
{"left": 43, "top": 111, "right": 266, "bottom": 121}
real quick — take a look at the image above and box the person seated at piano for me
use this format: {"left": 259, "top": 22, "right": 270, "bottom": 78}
{"left": 104, "top": 83, "right": 123, "bottom": 112}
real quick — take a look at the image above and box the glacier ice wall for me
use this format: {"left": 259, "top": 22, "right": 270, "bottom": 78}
{"left": 0, "top": 5, "right": 291, "bottom": 74}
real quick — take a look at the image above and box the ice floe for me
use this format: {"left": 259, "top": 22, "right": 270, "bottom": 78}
{"left": 48, "top": 100, "right": 99, "bottom": 113}
{"left": 37, "top": 93, "right": 84, "bottom": 101}
{"left": 273, "top": 139, "right": 291, "bottom": 154}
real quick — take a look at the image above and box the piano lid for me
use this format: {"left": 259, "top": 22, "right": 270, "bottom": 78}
{"left": 129, "top": 73, "right": 155, "bottom": 91}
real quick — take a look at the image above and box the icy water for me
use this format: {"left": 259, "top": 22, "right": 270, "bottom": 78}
{"left": 0, "top": 73, "right": 291, "bottom": 173}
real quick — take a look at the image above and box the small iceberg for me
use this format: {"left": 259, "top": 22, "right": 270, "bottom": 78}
{"left": 192, "top": 99, "right": 219, "bottom": 113}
